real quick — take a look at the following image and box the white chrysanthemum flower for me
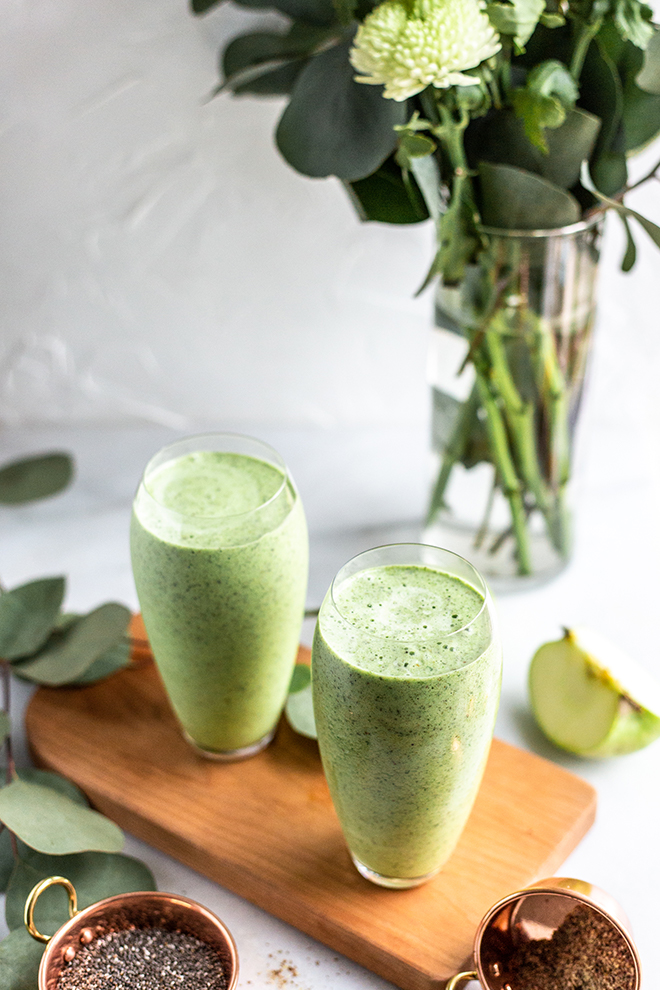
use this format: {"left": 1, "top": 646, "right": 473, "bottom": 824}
{"left": 350, "top": 0, "right": 501, "bottom": 101}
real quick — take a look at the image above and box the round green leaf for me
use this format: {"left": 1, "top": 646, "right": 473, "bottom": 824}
{"left": 285, "top": 683, "right": 317, "bottom": 738}
{"left": 0, "top": 829, "right": 15, "bottom": 894}
{"left": 0, "top": 927, "right": 45, "bottom": 990}
{"left": 288, "top": 663, "right": 311, "bottom": 693}
{"left": 0, "top": 577, "right": 65, "bottom": 661}
{"left": 478, "top": 162, "right": 582, "bottom": 229}
{"left": 0, "top": 779, "right": 124, "bottom": 855}
{"left": 636, "top": 29, "right": 660, "bottom": 93}
{"left": 276, "top": 40, "right": 407, "bottom": 180}
{"left": 5, "top": 848, "right": 156, "bottom": 932}
{"left": 12, "top": 602, "right": 131, "bottom": 686}
{"left": 16, "top": 769, "right": 89, "bottom": 807}
{"left": 0, "top": 453, "right": 73, "bottom": 505}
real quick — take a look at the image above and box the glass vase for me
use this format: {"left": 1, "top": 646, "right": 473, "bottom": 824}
{"left": 423, "top": 217, "right": 603, "bottom": 590}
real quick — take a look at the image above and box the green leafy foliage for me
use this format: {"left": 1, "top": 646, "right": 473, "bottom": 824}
{"left": 0, "top": 453, "right": 73, "bottom": 505}
{"left": 276, "top": 41, "right": 408, "bottom": 180}
{"left": 11, "top": 602, "right": 131, "bottom": 686}
{"left": 636, "top": 29, "right": 660, "bottom": 92}
{"left": 221, "top": 24, "right": 339, "bottom": 95}
{"left": 486, "top": 0, "right": 545, "bottom": 49}
{"left": 0, "top": 928, "right": 45, "bottom": 990}
{"left": 0, "top": 577, "right": 66, "bottom": 661}
{"left": 5, "top": 847, "right": 156, "bottom": 931}
{"left": 233, "top": 0, "right": 338, "bottom": 25}
{"left": 611, "top": 0, "right": 654, "bottom": 49}
{"left": 478, "top": 161, "right": 582, "bottom": 228}
{"left": 0, "top": 779, "right": 124, "bottom": 855}
{"left": 511, "top": 60, "right": 579, "bottom": 150}
{"left": 581, "top": 160, "right": 660, "bottom": 250}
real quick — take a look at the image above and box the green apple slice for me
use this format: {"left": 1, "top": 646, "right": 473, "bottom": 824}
{"left": 529, "top": 626, "right": 660, "bottom": 757}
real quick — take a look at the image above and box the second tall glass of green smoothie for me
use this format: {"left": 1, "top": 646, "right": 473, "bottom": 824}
{"left": 312, "top": 544, "right": 501, "bottom": 888}
{"left": 131, "top": 433, "right": 308, "bottom": 761}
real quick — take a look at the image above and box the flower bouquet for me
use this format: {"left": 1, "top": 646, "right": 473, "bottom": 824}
{"left": 192, "top": 0, "right": 660, "bottom": 582}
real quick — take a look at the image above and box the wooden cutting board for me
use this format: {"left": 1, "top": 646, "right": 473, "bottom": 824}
{"left": 26, "top": 617, "right": 597, "bottom": 990}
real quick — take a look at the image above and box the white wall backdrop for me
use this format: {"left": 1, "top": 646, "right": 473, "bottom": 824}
{"left": 1, "top": 0, "right": 659, "bottom": 432}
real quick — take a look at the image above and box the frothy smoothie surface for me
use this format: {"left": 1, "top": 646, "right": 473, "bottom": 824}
{"left": 136, "top": 451, "right": 292, "bottom": 548}
{"left": 327, "top": 565, "right": 490, "bottom": 677}
{"left": 147, "top": 451, "right": 284, "bottom": 518}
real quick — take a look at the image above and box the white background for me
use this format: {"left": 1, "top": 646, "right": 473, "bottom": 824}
{"left": 3, "top": 1, "right": 660, "bottom": 988}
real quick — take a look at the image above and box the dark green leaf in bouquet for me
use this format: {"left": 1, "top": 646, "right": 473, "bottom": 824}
{"left": 620, "top": 213, "right": 638, "bottom": 271}
{"left": 580, "top": 160, "right": 660, "bottom": 249}
{"left": 221, "top": 24, "right": 339, "bottom": 95}
{"left": 5, "top": 847, "right": 156, "bottom": 933}
{"left": 232, "top": 0, "right": 337, "bottom": 26}
{"left": 191, "top": 0, "right": 223, "bottom": 13}
{"left": 276, "top": 39, "right": 407, "bottom": 180}
{"left": 611, "top": 0, "right": 654, "bottom": 49}
{"left": 511, "top": 60, "right": 578, "bottom": 152}
{"left": 11, "top": 602, "right": 131, "bottom": 686}
{"left": 333, "top": 0, "right": 358, "bottom": 25}
{"left": 466, "top": 108, "right": 601, "bottom": 190}
{"left": 579, "top": 39, "right": 626, "bottom": 195}
{"left": 621, "top": 77, "right": 660, "bottom": 152}
{"left": 0, "top": 577, "right": 65, "bottom": 661}
{"left": 345, "top": 156, "right": 429, "bottom": 225}
{"left": 0, "top": 927, "right": 46, "bottom": 990}
{"left": 636, "top": 28, "right": 660, "bottom": 92}
{"left": 477, "top": 162, "right": 582, "bottom": 229}
{"left": 0, "top": 453, "right": 73, "bottom": 505}
{"left": 0, "top": 779, "right": 124, "bottom": 855}
{"left": 486, "top": 0, "right": 545, "bottom": 50}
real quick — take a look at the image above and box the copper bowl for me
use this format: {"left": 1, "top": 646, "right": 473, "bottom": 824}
{"left": 447, "top": 877, "right": 641, "bottom": 990}
{"left": 25, "top": 876, "right": 239, "bottom": 990}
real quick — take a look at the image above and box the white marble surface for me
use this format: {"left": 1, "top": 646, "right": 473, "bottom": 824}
{"left": 2, "top": 413, "right": 660, "bottom": 989}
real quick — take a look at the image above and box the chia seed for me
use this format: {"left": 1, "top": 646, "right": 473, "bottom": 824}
{"left": 506, "top": 902, "right": 636, "bottom": 990}
{"left": 57, "top": 926, "right": 228, "bottom": 990}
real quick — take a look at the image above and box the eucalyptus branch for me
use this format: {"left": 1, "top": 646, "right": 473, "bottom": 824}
{"left": 569, "top": 17, "right": 603, "bottom": 80}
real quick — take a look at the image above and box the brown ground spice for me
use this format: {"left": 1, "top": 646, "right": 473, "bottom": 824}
{"left": 506, "top": 902, "right": 636, "bottom": 990}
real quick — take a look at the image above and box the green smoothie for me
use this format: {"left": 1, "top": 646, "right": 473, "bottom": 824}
{"left": 312, "top": 553, "right": 501, "bottom": 885}
{"left": 131, "top": 442, "right": 308, "bottom": 757}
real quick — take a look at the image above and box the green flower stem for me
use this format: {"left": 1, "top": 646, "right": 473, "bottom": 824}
{"left": 425, "top": 384, "right": 480, "bottom": 524}
{"left": 474, "top": 372, "right": 532, "bottom": 574}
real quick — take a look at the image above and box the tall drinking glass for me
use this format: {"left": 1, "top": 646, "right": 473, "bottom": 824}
{"left": 130, "top": 433, "right": 308, "bottom": 761}
{"left": 312, "top": 544, "right": 501, "bottom": 888}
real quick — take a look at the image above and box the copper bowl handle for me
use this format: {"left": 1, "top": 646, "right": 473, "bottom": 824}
{"left": 24, "top": 876, "right": 78, "bottom": 944}
{"left": 446, "top": 970, "right": 479, "bottom": 989}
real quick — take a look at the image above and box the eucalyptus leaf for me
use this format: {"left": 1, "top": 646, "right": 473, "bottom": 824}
{"left": 620, "top": 213, "right": 637, "bottom": 271}
{"left": 71, "top": 640, "right": 130, "bottom": 685}
{"left": 285, "top": 684, "right": 317, "bottom": 738}
{"left": 222, "top": 24, "right": 338, "bottom": 95}
{"left": 410, "top": 152, "right": 444, "bottom": 222}
{"left": 11, "top": 602, "right": 131, "bottom": 686}
{"left": 579, "top": 39, "right": 626, "bottom": 195}
{"left": 346, "top": 161, "right": 429, "bottom": 223}
{"left": 478, "top": 162, "right": 581, "bottom": 228}
{"left": 276, "top": 40, "right": 407, "bottom": 180}
{"left": 621, "top": 78, "right": 660, "bottom": 152}
{"left": 5, "top": 848, "right": 156, "bottom": 932}
{"left": 0, "top": 577, "right": 65, "bottom": 661}
{"left": 636, "top": 28, "right": 660, "bottom": 92}
{"left": 0, "top": 830, "right": 15, "bottom": 894}
{"left": 233, "top": 0, "right": 337, "bottom": 26}
{"left": 580, "top": 161, "right": 660, "bottom": 249}
{"left": 612, "top": 0, "right": 654, "bottom": 49}
{"left": 191, "top": 0, "right": 222, "bottom": 12}
{"left": 0, "top": 780, "right": 123, "bottom": 855}
{"left": 486, "top": 0, "right": 545, "bottom": 49}
{"left": 0, "top": 453, "right": 73, "bottom": 505}
{"left": 16, "top": 769, "right": 89, "bottom": 807}
{"left": 289, "top": 663, "right": 311, "bottom": 693}
{"left": 0, "top": 927, "right": 45, "bottom": 990}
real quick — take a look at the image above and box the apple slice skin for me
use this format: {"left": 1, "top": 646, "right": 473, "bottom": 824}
{"left": 529, "top": 628, "right": 660, "bottom": 758}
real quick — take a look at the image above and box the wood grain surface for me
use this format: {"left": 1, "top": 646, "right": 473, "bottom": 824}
{"left": 26, "top": 616, "right": 597, "bottom": 990}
